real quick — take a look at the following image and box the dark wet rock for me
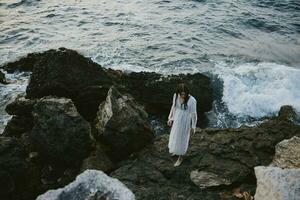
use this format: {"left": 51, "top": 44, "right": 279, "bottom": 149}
{"left": 5, "top": 96, "right": 37, "bottom": 116}
{"left": 110, "top": 106, "right": 300, "bottom": 199}
{"left": 24, "top": 48, "right": 115, "bottom": 100}
{"left": 2, "top": 115, "right": 34, "bottom": 137}
{"left": 36, "top": 169, "right": 135, "bottom": 200}
{"left": 0, "top": 70, "right": 7, "bottom": 84}
{"left": 2, "top": 97, "right": 37, "bottom": 137}
{"left": 1, "top": 52, "right": 38, "bottom": 72}
{"left": 0, "top": 137, "right": 28, "bottom": 199}
{"left": 30, "top": 96, "right": 92, "bottom": 166}
{"left": 277, "top": 105, "right": 298, "bottom": 122}
{"left": 93, "top": 86, "right": 155, "bottom": 162}
{"left": 73, "top": 85, "right": 110, "bottom": 122}
{"left": 1, "top": 48, "right": 116, "bottom": 122}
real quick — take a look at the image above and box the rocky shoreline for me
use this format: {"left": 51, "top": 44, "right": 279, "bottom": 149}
{"left": 0, "top": 48, "right": 299, "bottom": 200}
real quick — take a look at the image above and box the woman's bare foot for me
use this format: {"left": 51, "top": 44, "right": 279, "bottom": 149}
{"left": 174, "top": 156, "right": 183, "bottom": 167}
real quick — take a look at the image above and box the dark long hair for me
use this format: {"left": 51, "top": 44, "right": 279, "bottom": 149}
{"left": 175, "top": 83, "right": 190, "bottom": 110}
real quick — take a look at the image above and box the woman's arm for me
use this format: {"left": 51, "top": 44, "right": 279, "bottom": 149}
{"left": 168, "top": 93, "right": 176, "bottom": 121}
{"left": 190, "top": 98, "right": 197, "bottom": 130}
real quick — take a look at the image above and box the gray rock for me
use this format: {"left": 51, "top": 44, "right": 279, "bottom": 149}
{"left": 254, "top": 166, "right": 300, "bottom": 200}
{"left": 30, "top": 96, "right": 92, "bottom": 166}
{"left": 93, "top": 85, "right": 154, "bottom": 161}
{"left": 254, "top": 136, "right": 300, "bottom": 200}
{"left": 271, "top": 136, "right": 300, "bottom": 169}
{"left": 36, "top": 169, "right": 135, "bottom": 200}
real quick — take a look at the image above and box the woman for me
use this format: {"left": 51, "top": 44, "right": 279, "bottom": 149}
{"left": 167, "top": 83, "right": 197, "bottom": 167}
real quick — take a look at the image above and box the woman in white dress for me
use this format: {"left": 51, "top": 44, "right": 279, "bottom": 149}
{"left": 167, "top": 83, "right": 197, "bottom": 167}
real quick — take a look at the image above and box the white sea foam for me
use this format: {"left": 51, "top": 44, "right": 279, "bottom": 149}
{"left": 213, "top": 61, "right": 300, "bottom": 118}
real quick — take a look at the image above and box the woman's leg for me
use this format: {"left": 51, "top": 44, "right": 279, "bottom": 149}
{"left": 174, "top": 155, "right": 184, "bottom": 167}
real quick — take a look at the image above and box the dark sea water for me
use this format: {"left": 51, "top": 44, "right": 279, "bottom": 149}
{"left": 1, "top": 0, "right": 300, "bottom": 132}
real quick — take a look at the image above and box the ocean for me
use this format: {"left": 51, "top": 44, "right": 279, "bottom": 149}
{"left": 1, "top": 0, "right": 300, "bottom": 132}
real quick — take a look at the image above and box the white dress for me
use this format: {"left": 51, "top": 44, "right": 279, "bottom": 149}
{"left": 168, "top": 93, "right": 197, "bottom": 155}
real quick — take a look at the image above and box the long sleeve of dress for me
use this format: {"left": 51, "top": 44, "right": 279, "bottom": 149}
{"left": 190, "top": 98, "right": 197, "bottom": 129}
{"left": 168, "top": 93, "right": 176, "bottom": 121}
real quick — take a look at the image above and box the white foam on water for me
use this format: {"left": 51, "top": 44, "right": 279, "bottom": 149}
{"left": 213, "top": 61, "right": 300, "bottom": 118}
{"left": 104, "top": 63, "right": 155, "bottom": 74}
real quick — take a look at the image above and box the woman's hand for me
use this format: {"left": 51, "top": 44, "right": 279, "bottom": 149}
{"left": 167, "top": 119, "right": 173, "bottom": 127}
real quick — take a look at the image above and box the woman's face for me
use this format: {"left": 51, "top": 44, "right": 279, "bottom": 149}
{"left": 180, "top": 92, "right": 186, "bottom": 98}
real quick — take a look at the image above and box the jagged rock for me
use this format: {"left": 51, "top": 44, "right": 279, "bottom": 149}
{"left": 277, "top": 105, "right": 298, "bottom": 122}
{"left": 271, "top": 136, "right": 300, "bottom": 169}
{"left": 1, "top": 52, "right": 39, "bottom": 72}
{"left": 5, "top": 96, "right": 37, "bottom": 116}
{"left": 254, "top": 136, "right": 300, "bottom": 200}
{"left": 110, "top": 106, "right": 300, "bottom": 199}
{"left": 254, "top": 166, "right": 300, "bottom": 200}
{"left": 94, "top": 86, "right": 154, "bottom": 161}
{"left": 0, "top": 137, "right": 28, "bottom": 198}
{"left": 36, "top": 169, "right": 135, "bottom": 200}
{"left": 30, "top": 96, "right": 92, "bottom": 166}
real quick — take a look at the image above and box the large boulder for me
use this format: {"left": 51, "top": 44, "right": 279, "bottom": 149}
{"left": 254, "top": 136, "right": 300, "bottom": 200}
{"left": 93, "top": 86, "right": 155, "bottom": 161}
{"left": 36, "top": 169, "right": 135, "bottom": 200}
{"left": 30, "top": 96, "right": 92, "bottom": 166}
{"left": 0, "top": 137, "right": 28, "bottom": 199}
{"left": 110, "top": 106, "right": 300, "bottom": 199}
{"left": 24, "top": 48, "right": 115, "bottom": 99}
{"left": 254, "top": 166, "right": 300, "bottom": 200}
